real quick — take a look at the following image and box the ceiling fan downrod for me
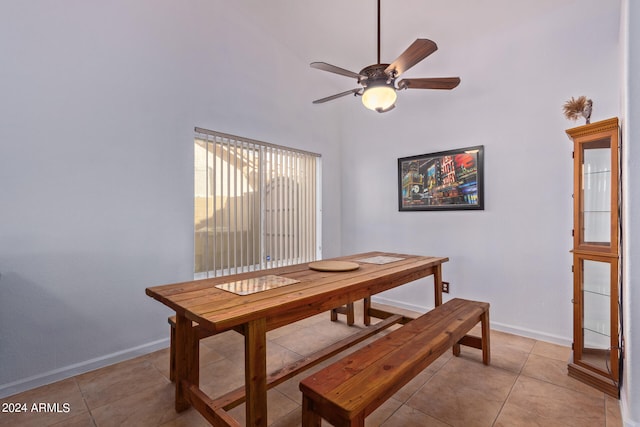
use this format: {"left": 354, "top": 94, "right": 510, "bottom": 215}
{"left": 377, "top": 0, "right": 381, "bottom": 65}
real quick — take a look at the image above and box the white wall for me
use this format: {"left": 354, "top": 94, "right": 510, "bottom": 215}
{"left": 340, "top": 0, "right": 621, "bottom": 343}
{"left": 622, "top": 1, "right": 640, "bottom": 424}
{"left": 0, "top": 0, "right": 343, "bottom": 396}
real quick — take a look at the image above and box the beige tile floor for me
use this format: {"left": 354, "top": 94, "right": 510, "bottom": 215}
{"left": 0, "top": 302, "right": 623, "bottom": 426}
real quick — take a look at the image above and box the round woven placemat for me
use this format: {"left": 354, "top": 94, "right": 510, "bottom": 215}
{"left": 308, "top": 261, "right": 360, "bottom": 272}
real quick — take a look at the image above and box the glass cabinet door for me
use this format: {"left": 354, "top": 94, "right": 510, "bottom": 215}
{"left": 578, "top": 138, "right": 612, "bottom": 249}
{"left": 573, "top": 255, "right": 618, "bottom": 378}
{"left": 576, "top": 256, "right": 616, "bottom": 375}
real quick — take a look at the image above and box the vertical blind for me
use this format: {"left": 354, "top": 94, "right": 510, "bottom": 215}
{"left": 194, "top": 128, "right": 321, "bottom": 278}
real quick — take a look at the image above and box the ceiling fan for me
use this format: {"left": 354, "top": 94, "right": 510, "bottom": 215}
{"left": 310, "top": 0, "right": 460, "bottom": 113}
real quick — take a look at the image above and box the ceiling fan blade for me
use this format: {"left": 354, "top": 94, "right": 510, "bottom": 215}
{"left": 312, "top": 88, "right": 363, "bottom": 104}
{"left": 397, "top": 77, "right": 461, "bottom": 90}
{"left": 310, "top": 62, "right": 363, "bottom": 79}
{"left": 385, "top": 39, "right": 438, "bottom": 77}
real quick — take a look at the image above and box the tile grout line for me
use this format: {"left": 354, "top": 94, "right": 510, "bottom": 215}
{"left": 72, "top": 376, "right": 98, "bottom": 427}
{"left": 518, "top": 352, "right": 610, "bottom": 402}
{"left": 490, "top": 344, "right": 535, "bottom": 426}
{"left": 385, "top": 354, "right": 456, "bottom": 427}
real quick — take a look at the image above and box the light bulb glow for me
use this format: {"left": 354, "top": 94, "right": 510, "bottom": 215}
{"left": 361, "top": 85, "right": 397, "bottom": 111}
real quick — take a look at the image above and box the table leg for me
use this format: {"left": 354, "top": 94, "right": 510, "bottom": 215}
{"left": 174, "top": 313, "right": 199, "bottom": 412}
{"left": 244, "top": 318, "right": 268, "bottom": 427}
{"left": 434, "top": 263, "right": 443, "bottom": 306}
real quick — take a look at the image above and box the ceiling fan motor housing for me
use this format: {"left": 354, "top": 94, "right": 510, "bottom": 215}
{"left": 359, "top": 63, "right": 395, "bottom": 87}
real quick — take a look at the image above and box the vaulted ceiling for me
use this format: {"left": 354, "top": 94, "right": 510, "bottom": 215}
{"left": 233, "top": 0, "right": 575, "bottom": 73}
{"left": 228, "top": 0, "right": 617, "bottom": 112}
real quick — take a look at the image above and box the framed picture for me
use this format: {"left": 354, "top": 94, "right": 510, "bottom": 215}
{"left": 398, "top": 145, "right": 484, "bottom": 211}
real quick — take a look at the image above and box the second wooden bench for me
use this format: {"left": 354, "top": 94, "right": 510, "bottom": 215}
{"left": 168, "top": 299, "right": 369, "bottom": 382}
{"left": 299, "top": 297, "right": 490, "bottom": 427}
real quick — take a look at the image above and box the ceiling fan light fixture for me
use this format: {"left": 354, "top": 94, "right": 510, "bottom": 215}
{"left": 361, "top": 84, "right": 397, "bottom": 112}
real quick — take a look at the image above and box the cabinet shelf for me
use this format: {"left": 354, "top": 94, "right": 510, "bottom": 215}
{"left": 584, "top": 321, "right": 611, "bottom": 338}
{"left": 582, "top": 319, "right": 611, "bottom": 337}
{"left": 583, "top": 288, "right": 610, "bottom": 297}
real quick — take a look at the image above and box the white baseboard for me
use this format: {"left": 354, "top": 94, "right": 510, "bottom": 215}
{"left": 371, "top": 295, "right": 431, "bottom": 315}
{"left": 488, "top": 321, "right": 572, "bottom": 347}
{"left": 0, "top": 338, "right": 169, "bottom": 400}
{"left": 371, "top": 295, "right": 572, "bottom": 347}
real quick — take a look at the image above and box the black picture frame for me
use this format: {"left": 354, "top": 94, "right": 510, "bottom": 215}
{"left": 398, "top": 145, "right": 484, "bottom": 211}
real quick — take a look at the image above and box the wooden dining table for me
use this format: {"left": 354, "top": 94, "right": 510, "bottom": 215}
{"left": 145, "top": 251, "right": 448, "bottom": 427}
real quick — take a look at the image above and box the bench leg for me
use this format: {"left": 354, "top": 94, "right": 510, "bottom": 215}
{"left": 351, "top": 414, "right": 366, "bottom": 427}
{"left": 301, "top": 396, "right": 321, "bottom": 427}
{"left": 481, "top": 309, "right": 491, "bottom": 365}
{"left": 169, "top": 323, "right": 176, "bottom": 382}
{"left": 347, "top": 302, "right": 355, "bottom": 325}
{"left": 332, "top": 299, "right": 374, "bottom": 326}
{"left": 451, "top": 310, "right": 491, "bottom": 364}
{"left": 363, "top": 297, "right": 371, "bottom": 326}
{"left": 452, "top": 342, "right": 461, "bottom": 357}
{"left": 330, "top": 302, "right": 355, "bottom": 326}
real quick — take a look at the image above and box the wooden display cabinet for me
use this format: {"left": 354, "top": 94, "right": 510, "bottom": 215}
{"left": 566, "top": 117, "right": 621, "bottom": 398}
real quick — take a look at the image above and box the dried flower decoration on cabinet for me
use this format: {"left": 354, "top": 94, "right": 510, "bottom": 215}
{"left": 563, "top": 96, "right": 592, "bottom": 124}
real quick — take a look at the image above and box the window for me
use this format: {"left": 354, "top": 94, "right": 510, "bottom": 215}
{"left": 194, "top": 128, "right": 321, "bottom": 278}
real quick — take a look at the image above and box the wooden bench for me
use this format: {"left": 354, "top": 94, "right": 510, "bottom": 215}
{"left": 299, "top": 298, "right": 490, "bottom": 427}
{"left": 330, "top": 297, "right": 371, "bottom": 326}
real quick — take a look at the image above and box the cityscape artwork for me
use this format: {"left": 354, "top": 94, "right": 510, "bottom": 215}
{"left": 398, "top": 145, "right": 484, "bottom": 211}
